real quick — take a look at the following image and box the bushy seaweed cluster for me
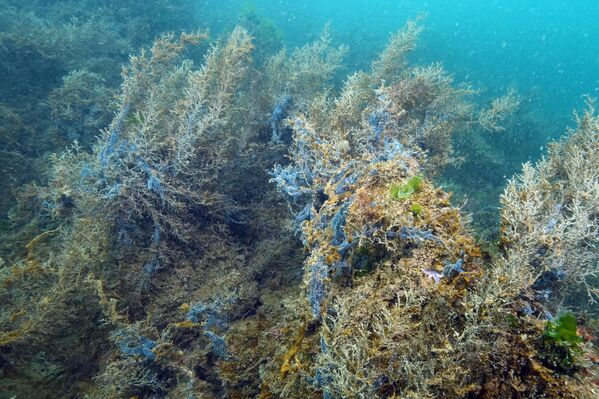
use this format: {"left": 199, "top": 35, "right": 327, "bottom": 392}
{"left": 0, "top": 15, "right": 348, "bottom": 397}
{"left": 0, "top": 0, "right": 201, "bottom": 225}
{"left": 499, "top": 100, "right": 599, "bottom": 310}
{"left": 263, "top": 21, "right": 598, "bottom": 399}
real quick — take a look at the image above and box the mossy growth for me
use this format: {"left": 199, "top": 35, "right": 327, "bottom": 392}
{"left": 541, "top": 311, "right": 583, "bottom": 373}
{"left": 389, "top": 176, "right": 423, "bottom": 200}
{"left": 410, "top": 202, "right": 423, "bottom": 216}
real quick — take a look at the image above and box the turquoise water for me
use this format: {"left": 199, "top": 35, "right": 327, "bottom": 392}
{"left": 201, "top": 1, "right": 599, "bottom": 128}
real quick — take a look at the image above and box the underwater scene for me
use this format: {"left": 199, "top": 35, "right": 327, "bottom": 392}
{"left": 0, "top": 0, "right": 598, "bottom": 397}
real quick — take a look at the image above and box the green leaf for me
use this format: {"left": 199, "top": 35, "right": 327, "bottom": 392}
{"left": 410, "top": 203, "right": 423, "bottom": 216}
{"left": 390, "top": 176, "right": 423, "bottom": 200}
{"left": 545, "top": 311, "right": 582, "bottom": 345}
{"left": 406, "top": 176, "right": 423, "bottom": 192}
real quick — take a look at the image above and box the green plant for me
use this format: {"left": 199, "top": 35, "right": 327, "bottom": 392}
{"left": 389, "top": 176, "right": 423, "bottom": 200}
{"left": 545, "top": 312, "right": 582, "bottom": 346}
{"left": 410, "top": 202, "right": 423, "bottom": 216}
{"left": 541, "top": 311, "right": 583, "bottom": 372}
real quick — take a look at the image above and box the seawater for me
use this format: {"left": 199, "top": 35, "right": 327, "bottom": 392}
{"left": 201, "top": 1, "right": 594, "bottom": 131}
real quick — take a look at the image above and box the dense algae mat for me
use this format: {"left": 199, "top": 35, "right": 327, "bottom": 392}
{"left": 0, "top": 8, "right": 598, "bottom": 399}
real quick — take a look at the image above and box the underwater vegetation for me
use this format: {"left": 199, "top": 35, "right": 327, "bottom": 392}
{"left": 0, "top": 5, "right": 597, "bottom": 399}
{"left": 541, "top": 311, "right": 584, "bottom": 373}
{"left": 389, "top": 176, "right": 423, "bottom": 200}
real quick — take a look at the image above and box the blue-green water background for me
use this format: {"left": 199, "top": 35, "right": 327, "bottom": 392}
{"left": 201, "top": 0, "right": 599, "bottom": 133}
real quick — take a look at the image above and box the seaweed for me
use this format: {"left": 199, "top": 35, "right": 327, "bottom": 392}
{"left": 410, "top": 202, "right": 423, "bottom": 216}
{"left": 541, "top": 311, "right": 584, "bottom": 373}
{"left": 389, "top": 176, "right": 423, "bottom": 200}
